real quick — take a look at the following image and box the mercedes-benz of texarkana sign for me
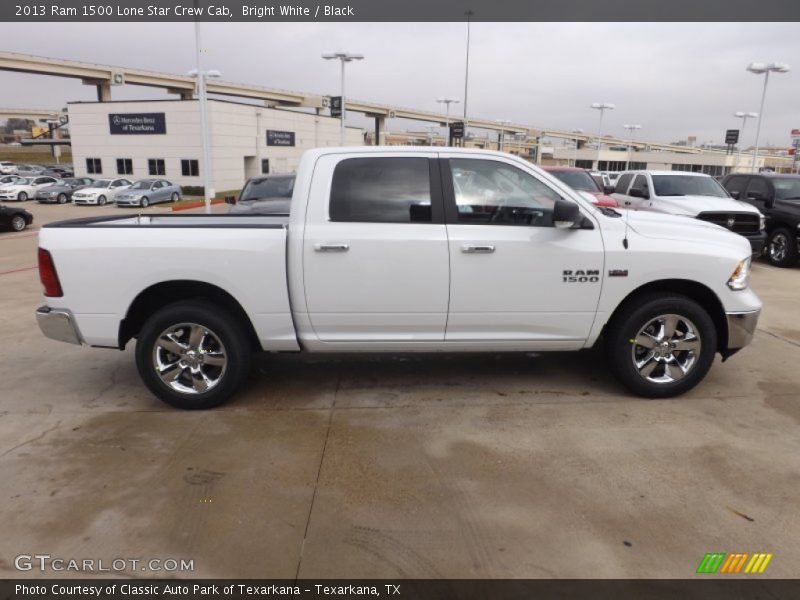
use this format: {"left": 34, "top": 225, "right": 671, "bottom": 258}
{"left": 35, "top": 147, "right": 761, "bottom": 409}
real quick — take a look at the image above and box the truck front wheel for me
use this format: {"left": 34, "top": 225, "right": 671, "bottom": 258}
{"left": 605, "top": 294, "right": 717, "bottom": 398}
{"left": 135, "top": 300, "right": 252, "bottom": 409}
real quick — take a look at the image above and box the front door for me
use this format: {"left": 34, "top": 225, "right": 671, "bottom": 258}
{"left": 303, "top": 153, "right": 450, "bottom": 342}
{"left": 441, "top": 155, "right": 604, "bottom": 345}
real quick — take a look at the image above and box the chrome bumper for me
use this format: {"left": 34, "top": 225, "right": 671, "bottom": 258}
{"left": 726, "top": 309, "right": 760, "bottom": 350}
{"left": 36, "top": 306, "right": 83, "bottom": 345}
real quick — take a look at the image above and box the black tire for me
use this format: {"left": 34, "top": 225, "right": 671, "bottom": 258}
{"left": 18, "top": 191, "right": 27, "bottom": 201}
{"left": 58, "top": 193, "right": 68, "bottom": 204}
{"left": 605, "top": 294, "right": 717, "bottom": 398}
{"left": 10, "top": 214, "right": 26, "bottom": 231}
{"left": 141, "top": 197, "right": 149, "bottom": 208}
{"left": 135, "top": 300, "right": 252, "bottom": 409}
{"left": 765, "top": 227, "right": 798, "bottom": 268}
{"left": 98, "top": 195, "right": 107, "bottom": 206}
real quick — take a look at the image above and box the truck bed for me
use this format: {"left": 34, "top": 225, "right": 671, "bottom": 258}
{"left": 39, "top": 213, "right": 298, "bottom": 351}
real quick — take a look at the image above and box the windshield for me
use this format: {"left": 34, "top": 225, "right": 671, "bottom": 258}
{"left": 550, "top": 170, "right": 601, "bottom": 193}
{"left": 772, "top": 178, "right": 800, "bottom": 200}
{"left": 62, "top": 178, "right": 81, "bottom": 186}
{"left": 240, "top": 176, "right": 294, "bottom": 202}
{"left": 652, "top": 175, "right": 728, "bottom": 197}
{"left": 129, "top": 181, "right": 152, "bottom": 190}
{"left": 93, "top": 179, "right": 112, "bottom": 188}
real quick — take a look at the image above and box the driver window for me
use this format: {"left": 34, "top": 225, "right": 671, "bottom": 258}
{"left": 449, "top": 159, "right": 560, "bottom": 226}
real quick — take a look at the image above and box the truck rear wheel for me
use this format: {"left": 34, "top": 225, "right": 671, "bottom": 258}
{"left": 605, "top": 294, "right": 717, "bottom": 398}
{"left": 135, "top": 300, "right": 252, "bottom": 409}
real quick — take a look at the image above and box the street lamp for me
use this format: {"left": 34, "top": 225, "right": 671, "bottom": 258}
{"left": 571, "top": 128, "right": 584, "bottom": 167}
{"left": 746, "top": 62, "right": 790, "bottom": 173}
{"left": 591, "top": 103, "right": 615, "bottom": 169}
{"left": 623, "top": 124, "right": 641, "bottom": 170}
{"left": 733, "top": 111, "right": 758, "bottom": 172}
{"left": 463, "top": 10, "right": 473, "bottom": 122}
{"left": 436, "top": 97, "right": 460, "bottom": 145}
{"left": 322, "top": 51, "right": 364, "bottom": 145}
{"left": 189, "top": 21, "right": 222, "bottom": 214}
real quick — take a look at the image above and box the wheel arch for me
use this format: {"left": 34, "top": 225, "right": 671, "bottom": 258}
{"left": 119, "top": 280, "right": 260, "bottom": 350}
{"left": 603, "top": 279, "right": 728, "bottom": 353}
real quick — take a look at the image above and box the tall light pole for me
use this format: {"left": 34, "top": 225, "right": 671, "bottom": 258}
{"left": 733, "top": 111, "right": 758, "bottom": 172}
{"left": 571, "top": 128, "right": 584, "bottom": 167}
{"left": 436, "top": 97, "right": 460, "bottom": 145}
{"left": 322, "top": 51, "right": 364, "bottom": 145}
{"left": 190, "top": 20, "right": 221, "bottom": 214}
{"left": 463, "top": 10, "right": 473, "bottom": 123}
{"left": 746, "top": 62, "right": 790, "bottom": 173}
{"left": 623, "top": 124, "right": 641, "bottom": 171}
{"left": 591, "top": 103, "right": 615, "bottom": 170}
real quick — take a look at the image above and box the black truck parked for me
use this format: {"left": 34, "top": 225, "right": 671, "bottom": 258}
{"left": 722, "top": 173, "right": 800, "bottom": 267}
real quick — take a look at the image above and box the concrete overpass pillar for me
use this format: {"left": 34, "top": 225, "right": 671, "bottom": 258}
{"left": 373, "top": 116, "right": 385, "bottom": 146}
{"left": 96, "top": 81, "right": 111, "bottom": 102}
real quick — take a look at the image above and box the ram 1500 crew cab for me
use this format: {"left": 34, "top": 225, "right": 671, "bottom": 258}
{"left": 612, "top": 170, "right": 767, "bottom": 254}
{"left": 36, "top": 148, "right": 761, "bottom": 409}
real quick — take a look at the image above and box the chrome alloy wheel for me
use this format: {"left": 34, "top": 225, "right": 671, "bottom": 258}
{"left": 769, "top": 232, "right": 789, "bottom": 263}
{"left": 152, "top": 323, "right": 228, "bottom": 394}
{"left": 631, "top": 314, "right": 701, "bottom": 384}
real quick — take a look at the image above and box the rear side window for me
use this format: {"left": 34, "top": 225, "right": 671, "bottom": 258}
{"left": 724, "top": 176, "right": 748, "bottom": 197}
{"left": 615, "top": 173, "right": 633, "bottom": 193}
{"left": 330, "top": 158, "right": 432, "bottom": 223}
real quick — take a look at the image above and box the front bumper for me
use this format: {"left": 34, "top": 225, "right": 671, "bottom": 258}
{"left": 744, "top": 231, "right": 767, "bottom": 255}
{"left": 36, "top": 306, "right": 83, "bottom": 345}
{"left": 115, "top": 199, "right": 142, "bottom": 206}
{"left": 725, "top": 309, "right": 760, "bottom": 353}
{"left": 36, "top": 195, "right": 58, "bottom": 203}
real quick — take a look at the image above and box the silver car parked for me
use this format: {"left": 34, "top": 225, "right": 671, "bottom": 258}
{"left": 114, "top": 179, "right": 181, "bottom": 208}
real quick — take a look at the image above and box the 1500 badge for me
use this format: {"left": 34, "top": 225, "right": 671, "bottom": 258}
{"left": 563, "top": 269, "right": 600, "bottom": 283}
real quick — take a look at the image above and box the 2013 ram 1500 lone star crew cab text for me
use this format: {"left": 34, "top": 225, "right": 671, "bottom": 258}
{"left": 35, "top": 147, "right": 761, "bottom": 409}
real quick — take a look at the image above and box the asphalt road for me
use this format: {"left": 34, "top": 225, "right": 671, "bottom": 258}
{"left": 0, "top": 200, "right": 798, "bottom": 578}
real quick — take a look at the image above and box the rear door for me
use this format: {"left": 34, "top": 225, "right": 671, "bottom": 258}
{"left": 302, "top": 152, "right": 450, "bottom": 342}
{"left": 441, "top": 154, "right": 604, "bottom": 345}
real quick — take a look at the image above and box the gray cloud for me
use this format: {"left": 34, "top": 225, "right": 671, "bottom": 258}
{"left": 1, "top": 22, "right": 798, "bottom": 147}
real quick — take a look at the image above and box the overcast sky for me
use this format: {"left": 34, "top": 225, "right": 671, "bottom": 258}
{"left": 2, "top": 22, "right": 798, "bottom": 146}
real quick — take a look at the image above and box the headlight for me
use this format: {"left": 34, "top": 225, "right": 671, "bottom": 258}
{"left": 727, "top": 257, "right": 751, "bottom": 291}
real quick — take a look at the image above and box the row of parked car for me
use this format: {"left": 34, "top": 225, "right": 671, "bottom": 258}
{"left": 0, "top": 175, "right": 181, "bottom": 207}
{"left": 0, "top": 161, "right": 73, "bottom": 178}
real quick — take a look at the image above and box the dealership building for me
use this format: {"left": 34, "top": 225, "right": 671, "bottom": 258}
{"left": 67, "top": 99, "right": 364, "bottom": 193}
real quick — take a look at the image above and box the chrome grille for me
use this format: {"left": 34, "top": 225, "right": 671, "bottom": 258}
{"left": 696, "top": 212, "right": 760, "bottom": 234}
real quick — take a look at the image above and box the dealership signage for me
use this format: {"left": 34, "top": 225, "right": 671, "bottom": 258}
{"left": 108, "top": 113, "right": 166, "bottom": 135}
{"left": 266, "top": 130, "right": 296, "bottom": 146}
{"left": 725, "top": 129, "right": 739, "bottom": 145}
{"left": 330, "top": 96, "right": 342, "bottom": 118}
{"left": 450, "top": 121, "right": 465, "bottom": 139}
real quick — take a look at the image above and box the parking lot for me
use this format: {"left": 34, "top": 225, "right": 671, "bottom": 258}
{"left": 0, "top": 200, "right": 799, "bottom": 579}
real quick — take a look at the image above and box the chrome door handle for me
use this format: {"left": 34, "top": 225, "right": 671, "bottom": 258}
{"left": 461, "top": 244, "right": 496, "bottom": 254}
{"left": 314, "top": 243, "right": 350, "bottom": 252}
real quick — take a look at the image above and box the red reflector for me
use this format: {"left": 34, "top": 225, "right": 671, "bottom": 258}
{"left": 38, "top": 248, "right": 63, "bottom": 297}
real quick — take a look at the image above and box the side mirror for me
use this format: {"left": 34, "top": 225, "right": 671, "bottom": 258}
{"left": 553, "top": 198, "right": 581, "bottom": 229}
{"left": 603, "top": 185, "right": 615, "bottom": 195}
{"left": 747, "top": 191, "right": 764, "bottom": 201}
{"left": 729, "top": 190, "right": 740, "bottom": 199}
{"left": 629, "top": 188, "right": 644, "bottom": 199}
{"left": 224, "top": 195, "right": 237, "bottom": 205}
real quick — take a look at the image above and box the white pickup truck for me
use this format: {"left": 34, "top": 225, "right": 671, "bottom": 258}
{"left": 611, "top": 170, "right": 767, "bottom": 254}
{"left": 36, "top": 147, "right": 761, "bottom": 409}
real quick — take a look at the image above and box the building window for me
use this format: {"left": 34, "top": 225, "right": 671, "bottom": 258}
{"left": 181, "top": 159, "right": 199, "bottom": 177}
{"left": 116, "top": 158, "right": 133, "bottom": 175}
{"left": 575, "top": 159, "right": 593, "bottom": 169}
{"left": 261, "top": 159, "right": 270, "bottom": 174}
{"left": 86, "top": 158, "right": 102, "bottom": 174}
{"left": 148, "top": 159, "right": 166, "bottom": 176}
{"left": 598, "top": 160, "right": 627, "bottom": 172}
{"left": 628, "top": 161, "right": 647, "bottom": 170}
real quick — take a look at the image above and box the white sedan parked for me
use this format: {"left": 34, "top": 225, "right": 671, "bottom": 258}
{"left": 0, "top": 176, "right": 59, "bottom": 201}
{"left": 72, "top": 178, "right": 132, "bottom": 205}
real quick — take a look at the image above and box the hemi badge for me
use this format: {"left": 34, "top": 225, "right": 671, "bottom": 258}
{"left": 609, "top": 269, "right": 628, "bottom": 277}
